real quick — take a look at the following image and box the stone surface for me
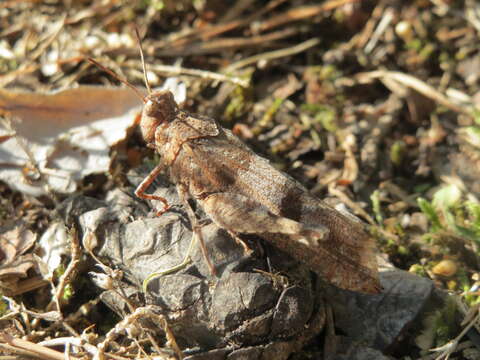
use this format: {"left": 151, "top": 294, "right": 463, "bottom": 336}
{"left": 69, "top": 173, "right": 325, "bottom": 358}
{"left": 334, "top": 344, "right": 394, "bottom": 360}
{"left": 326, "top": 268, "right": 434, "bottom": 352}
{"left": 59, "top": 169, "right": 439, "bottom": 359}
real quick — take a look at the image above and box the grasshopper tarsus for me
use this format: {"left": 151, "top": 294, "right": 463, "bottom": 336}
{"left": 134, "top": 163, "right": 171, "bottom": 215}
{"left": 155, "top": 205, "right": 171, "bottom": 217}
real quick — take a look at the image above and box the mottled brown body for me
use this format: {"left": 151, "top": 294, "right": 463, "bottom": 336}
{"left": 137, "top": 90, "right": 381, "bottom": 293}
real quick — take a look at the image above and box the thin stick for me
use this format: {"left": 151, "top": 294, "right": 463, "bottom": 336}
{"left": 224, "top": 37, "right": 320, "bottom": 73}
{"left": 0, "top": 331, "right": 81, "bottom": 360}
{"left": 134, "top": 27, "right": 152, "bottom": 95}
{"left": 87, "top": 58, "right": 145, "bottom": 102}
{"left": 51, "top": 227, "right": 81, "bottom": 312}
{"left": 145, "top": 63, "right": 250, "bottom": 87}
{"left": 355, "top": 70, "right": 472, "bottom": 117}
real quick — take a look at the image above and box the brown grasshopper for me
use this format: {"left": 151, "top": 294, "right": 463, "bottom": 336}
{"left": 88, "top": 46, "right": 380, "bottom": 294}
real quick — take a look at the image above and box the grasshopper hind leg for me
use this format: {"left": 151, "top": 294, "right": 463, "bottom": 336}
{"left": 177, "top": 185, "right": 217, "bottom": 276}
{"left": 142, "top": 184, "right": 216, "bottom": 293}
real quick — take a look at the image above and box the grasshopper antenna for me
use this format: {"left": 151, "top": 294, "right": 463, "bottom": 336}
{"left": 135, "top": 27, "right": 152, "bottom": 95}
{"left": 87, "top": 57, "right": 146, "bottom": 102}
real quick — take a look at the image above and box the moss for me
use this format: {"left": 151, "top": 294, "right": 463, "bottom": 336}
{"left": 409, "top": 264, "right": 428, "bottom": 277}
{"left": 301, "top": 103, "right": 338, "bottom": 133}
{"left": 0, "top": 297, "right": 7, "bottom": 316}
{"left": 370, "top": 190, "right": 384, "bottom": 226}
{"left": 224, "top": 86, "right": 252, "bottom": 124}
{"left": 390, "top": 140, "right": 406, "bottom": 167}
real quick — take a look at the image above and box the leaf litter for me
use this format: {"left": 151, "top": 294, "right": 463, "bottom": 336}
{"left": 1, "top": 0, "right": 480, "bottom": 359}
{"left": 0, "top": 86, "right": 142, "bottom": 195}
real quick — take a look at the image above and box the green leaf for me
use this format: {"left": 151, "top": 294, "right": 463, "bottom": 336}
{"left": 370, "top": 190, "right": 383, "bottom": 226}
{"left": 418, "top": 197, "right": 442, "bottom": 231}
{"left": 62, "top": 283, "right": 74, "bottom": 300}
{"left": 466, "top": 202, "right": 480, "bottom": 232}
{"left": 460, "top": 126, "right": 480, "bottom": 148}
{"left": 445, "top": 210, "right": 480, "bottom": 243}
{"left": 472, "top": 108, "right": 480, "bottom": 126}
{"left": 0, "top": 298, "right": 7, "bottom": 316}
{"left": 390, "top": 140, "right": 405, "bottom": 166}
{"left": 432, "top": 184, "right": 462, "bottom": 213}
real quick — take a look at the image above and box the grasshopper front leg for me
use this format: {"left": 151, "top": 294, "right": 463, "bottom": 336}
{"left": 134, "top": 163, "right": 171, "bottom": 216}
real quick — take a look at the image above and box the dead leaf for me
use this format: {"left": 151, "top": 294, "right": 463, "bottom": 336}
{"left": 0, "top": 86, "right": 143, "bottom": 195}
{"left": 36, "top": 221, "right": 69, "bottom": 278}
{"left": 0, "top": 225, "right": 35, "bottom": 261}
{"left": 0, "top": 224, "right": 37, "bottom": 292}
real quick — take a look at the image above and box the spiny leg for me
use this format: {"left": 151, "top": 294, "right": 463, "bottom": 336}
{"left": 135, "top": 163, "right": 170, "bottom": 216}
{"left": 142, "top": 184, "right": 216, "bottom": 293}
{"left": 177, "top": 184, "right": 216, "bottom": 276}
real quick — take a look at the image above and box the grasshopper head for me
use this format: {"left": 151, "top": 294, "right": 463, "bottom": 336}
{"left": 140, "top": 90, "right": 178, "bottom": 144}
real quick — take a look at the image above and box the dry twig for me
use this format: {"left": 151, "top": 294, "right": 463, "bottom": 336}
{"left": 355, "top": 70, "right": 473, "bottom": 117}
{"left": 224, "top": 38, "right": 320, "bottom": 72}
{"left": 0, "top": 331, "right": 81, "bottom": 360}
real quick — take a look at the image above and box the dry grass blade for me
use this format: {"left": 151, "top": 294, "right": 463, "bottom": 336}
{"left": 165, "top": 0, "right": 288, "bottom": 43}
{"left": 153, "top": 27, "right": 299, "bottom": 56}
{"left": 144, "top": 62, "right": 250, "bottom": 88}
{"left": 224, "top": 38, "right": 320, "bottom": 72}
{"left": 0, "top": 332, "right": 81, "bottom": 360}
{"left": 355, "top": 70, "right": 473, "bottom": 117}
{"left": 257, "top": 0, "right": 360, "bottom": 32}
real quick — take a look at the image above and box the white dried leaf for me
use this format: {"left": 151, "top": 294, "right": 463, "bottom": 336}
{"left": 0, "top": 82, "right": 183, "bottom": 196}
{"left": 0, "top": 86, "right": 142, "bottom": 195}
{"left": 36, "top": 222, "right": 69, "bottom": 277}
{"left": 33, "top": 254, "right": 52, "bottom": 281}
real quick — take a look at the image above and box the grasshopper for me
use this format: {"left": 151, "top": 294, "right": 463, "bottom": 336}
{"left": 88, "top": 41, "right": 380, "bottom": 294}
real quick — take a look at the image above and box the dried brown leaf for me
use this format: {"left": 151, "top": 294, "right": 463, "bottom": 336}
{"left": 0, "top": 86, "right": 142, "bottom": 195}
{"left": 0, "top": 225, "right": 36, "bottom": 282}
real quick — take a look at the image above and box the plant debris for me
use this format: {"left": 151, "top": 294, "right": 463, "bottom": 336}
{"left": 1, "top": 0, "right": 480, "bottom": 359}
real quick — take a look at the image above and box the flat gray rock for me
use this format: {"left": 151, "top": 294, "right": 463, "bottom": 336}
{"left": 71, "top": 177, "right": 325, "bottom": 358}
{"left": 326, "top": 268, "right": 434, "bottom": 351}
{"left": 57, "top": 169, "right": 438, "bottom": 359}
